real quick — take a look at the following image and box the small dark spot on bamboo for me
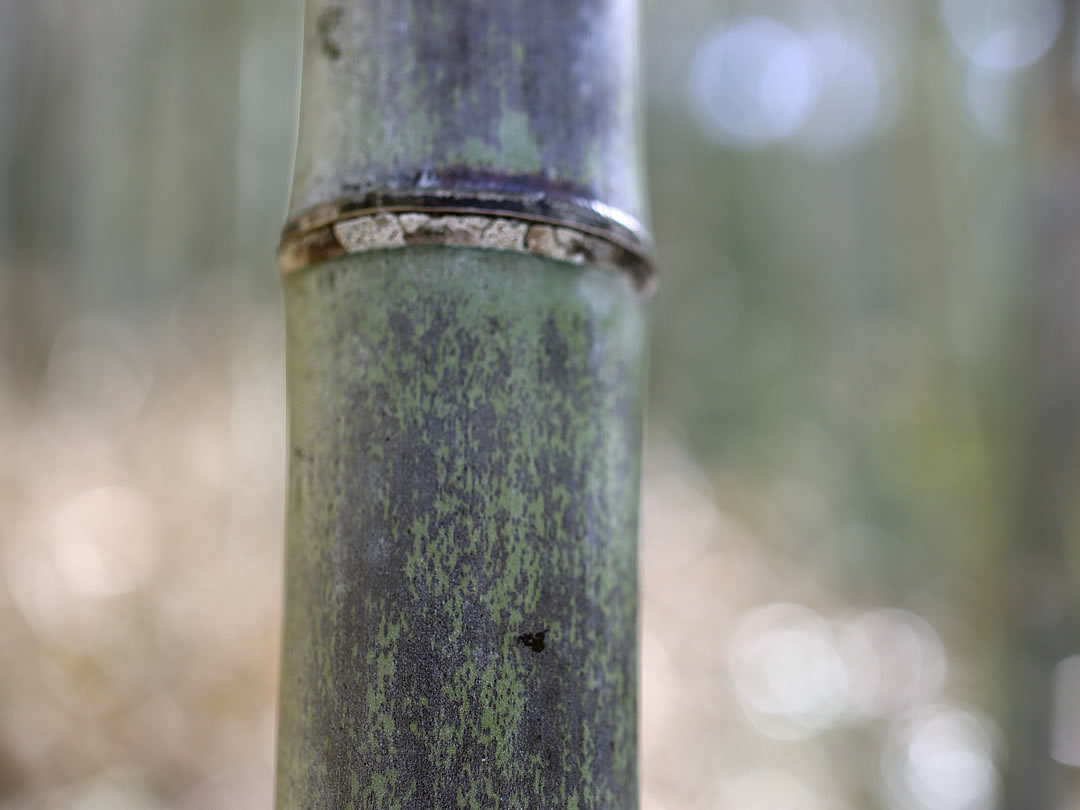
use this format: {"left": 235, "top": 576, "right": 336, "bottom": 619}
{"left": 517, "top": 629, "right": 547, "bottom": 653}
{"left": 317, "top": 7, "right": 344, "bottom": 61}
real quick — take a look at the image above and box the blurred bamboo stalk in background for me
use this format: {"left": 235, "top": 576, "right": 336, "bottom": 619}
{"left": 273, "top": 1, "right": 653, "bottom": 806}
{"left": 1002, "top": 3, "right": 1080, "bottom": 807}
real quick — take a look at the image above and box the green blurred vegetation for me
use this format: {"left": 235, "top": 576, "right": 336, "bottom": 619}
{"left": 3, "top": 1, "right": 1080, "bottom": 809}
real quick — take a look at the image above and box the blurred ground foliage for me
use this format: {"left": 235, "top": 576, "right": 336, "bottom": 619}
{"left": 3, "top": 1, "right": 1080, "bottom": 809}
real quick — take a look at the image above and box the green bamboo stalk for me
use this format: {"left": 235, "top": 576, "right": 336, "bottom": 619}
{"left": 273, "top": 1, "right": 653, "bottom": 807}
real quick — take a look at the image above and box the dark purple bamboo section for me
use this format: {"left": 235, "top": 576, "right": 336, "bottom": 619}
{"left": 288, "top": 0, "right": 646, "bottom": 230}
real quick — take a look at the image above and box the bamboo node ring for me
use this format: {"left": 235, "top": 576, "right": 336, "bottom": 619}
{"left": 277, "top": 194, "right": 656, "bottom": 291}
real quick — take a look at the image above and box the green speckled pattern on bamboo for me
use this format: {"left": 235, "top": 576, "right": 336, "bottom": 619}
{"left": 276, "top": 247, "right": 646, "bottom": 808}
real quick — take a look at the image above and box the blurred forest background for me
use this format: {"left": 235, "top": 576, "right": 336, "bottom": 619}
{"left": 3, "top": 0, "right": 1080, "bottom": 808}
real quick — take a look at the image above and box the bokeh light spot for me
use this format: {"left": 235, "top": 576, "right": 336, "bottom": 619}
{"left": 688, "top": 17, "right": 820, "bottom": 149}
{"left": 729, "top": 603, "right": 848, "bottom": 739}
{"left": 38, "top": 315, "right": 154, "bottom": 441}
{"left": 882, "top": 705, "right": 999, "bottom": 810}
{"left": 795, "top": 24, "right": 883, "bottom": 153}
{"left": 841, "top": 608, "right": 947, "bottom": 718}
{"left": 721, "top": 770, "right": 824, "bottom": 810}
{"left": 942, "top": 0, "right": 1064, "bottom": 73}
{"left": 1051, "top": 655, "right": 1080, "bottom": 766}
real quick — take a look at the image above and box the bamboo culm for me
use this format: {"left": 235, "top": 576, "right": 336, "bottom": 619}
{"left": 274, "top": 1, "right": 652, "bottom": 807}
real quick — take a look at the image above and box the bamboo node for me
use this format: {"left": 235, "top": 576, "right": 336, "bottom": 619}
{"left": 279, "top": 198, "right": 656, "bottom": 292}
